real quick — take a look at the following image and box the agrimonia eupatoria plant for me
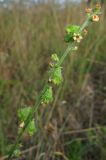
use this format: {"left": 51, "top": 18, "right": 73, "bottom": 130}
{"left": 7, "top": 3, "right": 102, "bottom": 159}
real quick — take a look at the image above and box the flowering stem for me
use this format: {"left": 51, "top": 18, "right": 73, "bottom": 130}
{"left": 7, "top": 8, "right": 100, "bottom": 160}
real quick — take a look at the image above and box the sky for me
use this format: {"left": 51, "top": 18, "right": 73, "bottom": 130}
{"left": 0, "top": 0, "right": 81, "bottom": 3}
{"left": 0, "top": 0, "right": 82, "bottom": 7}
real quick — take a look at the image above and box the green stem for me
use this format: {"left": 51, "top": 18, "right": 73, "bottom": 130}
{"left": 7, "top": 85, "right": 48, "bottom": 159}
{"left": 58, "top": 44, "right": 74, "bottom": 66}
{"left": 7, "top": 14, "right": 92, "bottom": 160}
{"left": 80, "top": 16, "right": 90, "bottom": 32}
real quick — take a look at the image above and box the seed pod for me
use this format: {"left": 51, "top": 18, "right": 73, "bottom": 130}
{"left": 18, "top": 107, "right": 36, "bottom": 136}
{"left": 50, "top": 67, "right": 63, "bottom": 85}
{"left": 51, "top": 53, "right": 59, "bottom": 62}
{"left": 41, "top": 85, "right": 53, "bottom": 104}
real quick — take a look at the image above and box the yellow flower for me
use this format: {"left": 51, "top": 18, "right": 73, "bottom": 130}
{"left": 92, "top": 15, "right": 99, "bottom": 22}
{"left": 19, "top": 122, "right": 25, "bottom": 128}
{"left": 74, "top": 46, "right": 78, "bottom": 50}
{"left": 85, "top": 8, "right": 92, "bottom": 13}
{"left": 73, "top": 33, "right": 83, "bottom": 43}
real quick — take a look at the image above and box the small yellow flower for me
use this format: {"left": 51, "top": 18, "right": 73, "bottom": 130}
{"left": 19, "top": 122, "right": 25, "bottom": 128}
{"left": 74, "top": 46, "right": 78, "bottom": 50}
{"left": 72, "top": 46, "right": 78, "bottom": 51}
{"left": 92, "top": 14, "right": 99, "bottom": 22}
{"left": 95, "top": 3, "right": 101, "bottom": 10}
{"left": 73, "top": 33, "right": 83, "bottom": 43}
{"left": 85, "top": 8, "right": 92, "bottom": 13}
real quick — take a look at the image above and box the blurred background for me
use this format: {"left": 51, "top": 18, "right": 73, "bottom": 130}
{"left": 0, "top": 0, "right": 106, "bottom": 159}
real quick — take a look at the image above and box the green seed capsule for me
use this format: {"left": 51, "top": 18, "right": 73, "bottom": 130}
{"left": 50, "top": 67, "right": 63, "bottom": 85}
{"left": 51, "top": 53, "right": 59, "bottom": 62}
{"left": 41, "top": 85, "right": 53, "bottom": 104}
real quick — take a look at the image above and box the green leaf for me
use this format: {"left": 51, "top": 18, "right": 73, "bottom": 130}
{"left": 64, "top": 34, "right": 73, "bottom": 43}
{"left": 66, "top": 25, "right": 80, "bottom": 34}
{"left": 68, "top": 140, "right": 83, "bottom": 160}
{"left": 41, "top": 85, "right": 53, "bottom": 104}
{"left": 18, "top": 107, "right": 32, "bottom": 122}
{"left": 5, "top": 144, "right": 21, "bottom": 158}
{"left": 50, "top": 67, "right": 63, "bottom": 85}
{"left": 93, "top": 7, "right": 101, "bottom": 14}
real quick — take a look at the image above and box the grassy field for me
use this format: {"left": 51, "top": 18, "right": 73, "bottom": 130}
{"left": 0, "top": 1, "right": 106, "bottom": 160}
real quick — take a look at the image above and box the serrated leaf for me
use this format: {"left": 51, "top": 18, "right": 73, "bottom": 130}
{"left": 64, "top": 34, "right": 73, "bottom": 43}
{"left": 66, "top": 25, "right": 80, "bottom": 34}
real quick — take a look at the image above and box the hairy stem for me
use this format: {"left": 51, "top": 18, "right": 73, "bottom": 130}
{"left": 7, "top": 14, "right": 93, "bottom": 160}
